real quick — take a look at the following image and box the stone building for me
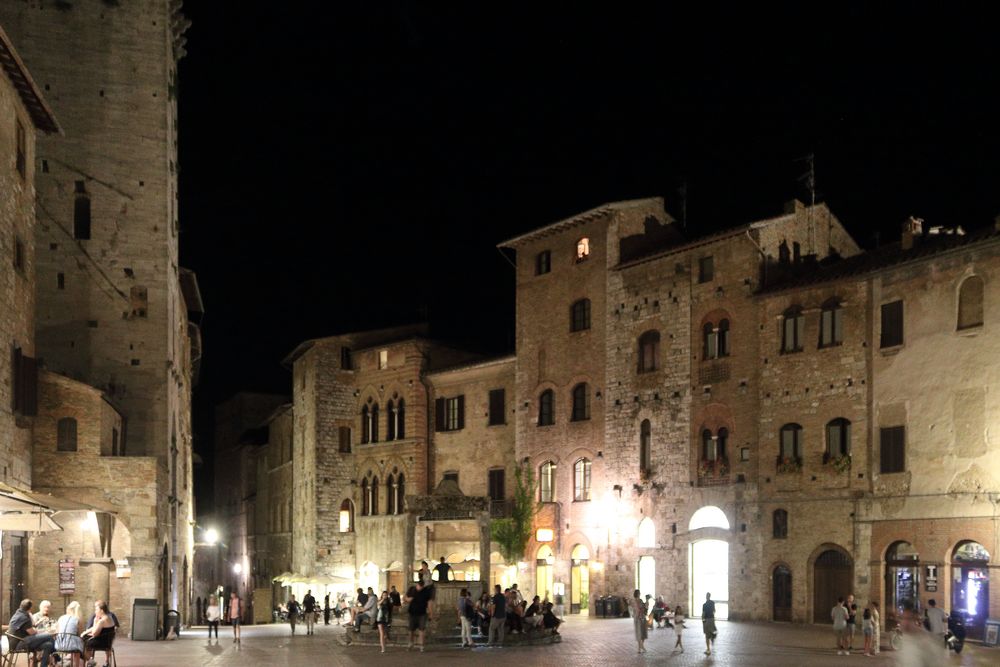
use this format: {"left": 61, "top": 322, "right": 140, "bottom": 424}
{"left": 235, "top": 200, "right": 1000, "bottom": 634}
{"left": 0, "top": 1, "right": 201, "bottom": 627}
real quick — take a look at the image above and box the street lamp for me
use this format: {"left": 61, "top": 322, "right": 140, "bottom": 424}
{"left": 233, "top": 563, "right": 243, "bottom": 575}
{"left": 204, "top": 528, "right": 219, "bottom": 545}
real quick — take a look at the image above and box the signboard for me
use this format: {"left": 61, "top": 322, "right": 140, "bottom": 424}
{"left": 115, "top": 559, "right": 132, "bottom": 579}
{"left": 58, "top": 558, "right": 75, "bottom": 595}
{"left": 925, "top": 564, "right": 938, "bottom": 592}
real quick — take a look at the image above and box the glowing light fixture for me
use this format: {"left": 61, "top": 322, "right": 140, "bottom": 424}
{"left": 535, "top": 528, "right": 554, "bottom": 543}
{"left": 233, "top": 563, "right": 243, "bottom": 575}
{"left": 204, "top": 528, "right": 219, "bottom": 545}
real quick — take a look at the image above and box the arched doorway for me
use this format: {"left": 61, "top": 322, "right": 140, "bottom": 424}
{"left": 773, "top": 564, "right": 792, "bottom": 622}
{"left": 952, "top": 541, "right": 990, "bottom": 639}
{"left": 536, "top": 545, "right": 554, "bottom": 602}
{"left": 688, "top": 506, "right": 730, "bottom": 619}
{"left": 885, "top": 541, "right": 919, "bottom": 615}
{"left": 636, "top": 555, "right": 656, "bottom": 603}
{"left": 570, "top": 544, "right": 590, "bottom": 614}
{"left": 813, "top": 547, "right": 853, "bottom": 623}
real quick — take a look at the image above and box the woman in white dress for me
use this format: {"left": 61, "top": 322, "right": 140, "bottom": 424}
{"left": 54, "top": 601, "right": 85, "bottom": 667}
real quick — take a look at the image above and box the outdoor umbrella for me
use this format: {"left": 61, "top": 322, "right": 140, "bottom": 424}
{"left": 0, "top": 512, "right": 62, "bottom": 532}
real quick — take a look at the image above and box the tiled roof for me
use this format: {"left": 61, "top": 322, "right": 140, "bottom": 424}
{"left": 497, "top": 197, "right": 663, "bottom": 248}
{"left": 0, "top": 24, "right": 59, "bottom": 134}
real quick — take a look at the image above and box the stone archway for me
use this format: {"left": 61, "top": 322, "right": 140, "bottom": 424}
{"left": 812, "top": 546, "right": 852, "bottom": 623}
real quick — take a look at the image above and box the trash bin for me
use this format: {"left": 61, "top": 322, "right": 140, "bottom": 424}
{"left": 606, "top": 596, "right": 621, "bottom": 617}
{"left": 132, "top": 598, "right": 158, "bottom": 641}
{"left": 164, "top": 609, "right": 181, "bottom": 638}
{"left": 594, "top": 597, "right": 606, "bottom": 617}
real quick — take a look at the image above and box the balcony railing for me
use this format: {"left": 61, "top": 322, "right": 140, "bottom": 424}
{"left": 697, "top": 458, "right": 729, "bottom": 486}
{"left": 490, "top": 499, "right": 512, "bottom": 518}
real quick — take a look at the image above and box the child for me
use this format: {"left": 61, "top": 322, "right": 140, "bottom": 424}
{"left": 862, "top": 606, "right": 873, "bottom": 656}
{"left": 673, "top": 605, "right": 685, "bottom": 652}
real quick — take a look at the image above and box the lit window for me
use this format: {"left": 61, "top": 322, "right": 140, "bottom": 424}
{"left": 339, "top": 499, "right": 354, "bottom": 532}
{"left": 573, "top": 458, "right": 591, "bottom": 501}
{"left": 378, "top": 349, "right": 388, "bottom": 369}
{"left": 539, "top": 461, "right": 556, "bottom": 502}
{"left": 576, "top": 237, "right": 590, "bottom": 262}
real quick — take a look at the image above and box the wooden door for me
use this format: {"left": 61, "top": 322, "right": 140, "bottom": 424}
{"left": 813, "top": 549, "right": 852, "bottom": 623}
{"left": 773, "top": 565, "right": 792, "bottom": 621}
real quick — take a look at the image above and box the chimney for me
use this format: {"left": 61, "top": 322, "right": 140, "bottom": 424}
{"left": 783, "top": 199, "right": 804, "bottom": 215}
{"left": 901, "top": 216, "right": 924, "bottom": 250}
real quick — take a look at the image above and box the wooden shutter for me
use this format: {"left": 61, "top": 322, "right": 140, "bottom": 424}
{"left": 880, "top": 426, "right": 905, "bottom": 473}
{"left": 880, "top": 301, "right": 904, "bottom": 348}
{"left": 489, "top": 389, "right": 505, "bottom": 426}
{"left": 434, "top": 398, "right": 445, "bottom": 432}
{"left": 457, "top": 395, "right": 465, "bottom": 430}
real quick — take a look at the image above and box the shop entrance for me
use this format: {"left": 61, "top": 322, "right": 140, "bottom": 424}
{"left": 773, "top": 564, "right": 792, "bottom": 622}
{"left": 536, "top": 545, "right": 554, "bottom": 602}
{"left": 951, "top": 541, "right": 990, "bottom": 639}
{"left": 690, "top": 541, "right": 728, "bottom": 618}
{"left": 884, "top": 541, "right": 919, "bottom": 615}
{"left": 570, "top": 544, "right": 589, "bottom": 614}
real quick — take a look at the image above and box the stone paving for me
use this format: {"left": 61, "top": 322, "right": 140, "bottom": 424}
{"left": 103, "top": 616, "right": 997, "bottom": 666}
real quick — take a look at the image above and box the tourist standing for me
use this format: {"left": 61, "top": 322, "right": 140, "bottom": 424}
{"left": 847, "top": 600, "right": 858, "bottom": 652}
{"left": 417, "top": 561, "right": 432, "bottom": 586}
{"left": 488, "top": 584, "right": 507, "bottom": 646}
{"left": 457, "top": 588, "right": 475, "bottom": 647}
{"left": 303, "top": 589, "right": 316, "bottom": 635}
{"left": 375, "top": 590, "right": 392, "bottom": 654}
{"left": 324, "top": 592, "right": 331, "bottom": 625}
{"left": 831, "top": 596, "right": 849, "bottom": 655}
{"left": 631, "top": 589, "right": 648, "bottom": 654}
{"left": 229, "top": 591, "right": 242, "bottom": 643}
{"left": 673, "top": 605, "right": 685, "bottom": 651}
{"left": 433, "top": 556, "right": 453, "bottom": 582}
{"left": 205, "top": 595, "right": 220, "bottom": 639}
{"left": 871, "top": 601, "right": 881, "bottom": 655}
{"left": 862, "top": 606, "right": 874, "bottom": 656}
{"left": 702, "top": 592, "right": 717, "bottom": 656}
{"left": 287, "top": 594, "right": 301, "bottom": 635}
{"left": 405, "top": 580, "right": 434, "bottom": 652}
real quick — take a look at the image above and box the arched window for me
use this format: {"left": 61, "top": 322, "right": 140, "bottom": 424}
{"left": 639, "top": 420, "right": 652, "bottom": 475}
{"left": 782, "top": 306, "right": 804, "bottom": 353}
{"left": 958, "top": 275, "right": 984, "bottom": 330}
{"left": 386, "top": 399, "right": 396, "bottom": 441}
{"left": 370, "top": 476, "right": 379, "bottom": 515}
{"left": 386, "top": 474, "right": 396, "bottom": 514}
{"left": 370, "top": 404, "right": 380, "bottom": 443}
{"left": 637, "top": 517, "right": 655, "bottom": 548}
{"left": 701, "top": 428, "right": 715, "bottom": 461}
{"left": 396, "top": 473, "right": 405, "bottom": 515}
{"left": 689, "top": 505, "right": 730, "bottom": 530}
{"left": 703, "top": 322, "right": 717, "bottom": 359}
{"left": 571, "top": 383, "right": 589, "bottom": 421}
{"left": 538, "top": 390, "right": 555, "bottom": 426}
{"left": 339, "top": 499, "right": 354, "bottom": 532}
{"left": 772, "top": 509, "right": 788, "bottom": 539}
{"left": 570, "top": 299, "right": 591, "bottom": 332}
{"left": 779, "top": 423, "right": 803, "bottom": 462}
{"left": 361, "top": 478, "right": 370, "bottom": 515}
{"left": 717, "top": 427, "right": 728, "bottom": 461}
{"left": 576, "top": 237, "right": 590, "bottom": 262}
{"left": 396, "top": 399, "right": 406, "bottom": 439}
{"left": 638, "top": 330, "right": 660, "bottom": 373}
{"left": 825, "top": 418, "right": 851, "bottom": 459}
{"left": 57, "top": 417, "right": 78, "bottom": 452}
{"left": 573, "top": 458, "right": 591, "bottom": 501}
{"left": 539, "top": 461, "right": 556, "bottom": 502}
{"left": 718, "top": 319, "right": 730, "bottom": 357}
{"left": 361, "top": 405, "right": 370, "bottom": 444}
{"left": 820, "top": 298, "right": 844, "bottom": 347}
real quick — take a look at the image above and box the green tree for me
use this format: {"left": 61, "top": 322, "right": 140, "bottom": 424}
{"left": 490, "top": 461, "right": 540, "bottom": 564}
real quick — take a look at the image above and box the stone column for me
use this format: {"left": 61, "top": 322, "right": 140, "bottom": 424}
{"left": 478, "top": 513, "right": 491, "bottom": 590}
{"left": 404, "top": 512, "right": 417, "bottom": 586}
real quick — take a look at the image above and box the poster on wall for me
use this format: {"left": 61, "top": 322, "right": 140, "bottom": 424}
{"left": 115, "top": 559, "right": 132, "bottom": 578}
{"left": 58, "top": 558, "right": 75, "bottom": 595}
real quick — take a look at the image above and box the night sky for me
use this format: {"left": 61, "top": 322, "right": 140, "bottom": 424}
{"left": 178, "top": 4, "right": 1000, "bottom": 504}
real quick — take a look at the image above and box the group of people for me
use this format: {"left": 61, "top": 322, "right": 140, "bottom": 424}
{"left": 830, "top": 593, "right": 881, "bottom": 656}
{"left": 456, "top": 583, "right": 563, "bottom": 648}
{"left": 630, "top": 591, "right": 697, "bottom": 655}
{"left": 205, "top": 591, "right": 245, "bottom": 643}
{"left": 7, "top": 598, "right": 118, "bottom": 667}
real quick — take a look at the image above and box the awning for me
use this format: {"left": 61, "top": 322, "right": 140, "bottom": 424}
{"left": 0, "top": 483, "right": 118, "bottom": 514}
{"left": 0, "top": 512, "right": 61, "bottom": 532}
{"left": 272, "top": 572, "right": 295, "bottom": 583}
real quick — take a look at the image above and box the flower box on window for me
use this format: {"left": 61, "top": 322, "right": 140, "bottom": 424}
{"left": 698, "top": 458, "right": 729, "bottom": 478}
{"left": 775, "top": 455, "right": 802, "bottom": 474}
{"left": 822, "top": 452, "right": 852, "bottom": 473}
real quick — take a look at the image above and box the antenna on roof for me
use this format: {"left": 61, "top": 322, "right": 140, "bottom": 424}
{"left": 795, "top": 153, "right": 816, "bottom": 254}
{"left": 676, "top": 180, "right": 688, "bottom": 231}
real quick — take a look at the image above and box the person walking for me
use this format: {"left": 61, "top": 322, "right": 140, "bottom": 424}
{"left": 702, "top": 592, "right": 717, "bottom": 656}
{"left": 673, "top": 605, "right": 685, "bottom": 652}
{"left": 287, "top": 594, "right": 301, "bottom": 635}
{"left": 324, "top": 592, "right": 331, "bottom": 625}
{"left": 457, "top": 588, "right": 475, "bottom": 647}
{"left": 831, "top": 596, "right": 849, "bottom": 655}
{"left": 375, "top": 590, "right": 392, "bottom": 654}
{"left": 228, "top": 591, "right": 242, "bottom": 643}
{"left": 862, "top": 606, "right": 874, "bottom": 656}
{"left": 925, "top": 598, "right": 948, "bottom": 644}
{"left": 205, "top": 595, "right": 220, "bottom": 640}
{"left": 405, "top": 580, "right": 434, "bottom": 652}
{"left": 303, "top": 589, "right": 316, "bottom": 635}
{"left": 487, "top": 584, "right": 507, "bottom": 647}
{"left": 871, "top": 601, "right": 881, "bottom": 655}
{"left": 631, "top": 589, "right": 648, "bottom": 654}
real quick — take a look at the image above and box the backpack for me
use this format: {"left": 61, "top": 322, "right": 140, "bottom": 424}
{"left": 462, "top": 598, "right": 476, "bottom": 621}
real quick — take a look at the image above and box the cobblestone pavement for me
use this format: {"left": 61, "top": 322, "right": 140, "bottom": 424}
{"left": 107, "top": 617, "right": 997, "bottom": 666}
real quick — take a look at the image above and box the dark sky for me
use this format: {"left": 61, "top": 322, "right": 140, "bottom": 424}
{"left": 178, "top": 4, "right": 1000, "bottom": 502}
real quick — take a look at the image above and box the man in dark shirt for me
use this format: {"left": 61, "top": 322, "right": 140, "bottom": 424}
{"left": 303, "top": 590, "right": 316, "bottom": 635}
{"left": 405, "top": 580, "right": 434, "bottom": 652}
{"left": 388, "top": 586, "right": 401, "bottom": 626}
{"left": 9, "top": 599, "right": 55, "bottom": 666}
{"left": 524, "top": 595, "right": 543, "bottom": 631}
{"left": 488, "top": 584, "right": 507, "bottom": 646}
{"left": 86, "top": 600, "right": 121, "bottom": 629}
{"left": 433, "top": 556, "right": 453, "bottom": 583}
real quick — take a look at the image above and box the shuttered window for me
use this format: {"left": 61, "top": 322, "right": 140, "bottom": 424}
{"left": 880, "top": 426, "right": 905, "bottom": 473}
{"left": 488, "top": 388, "right": 505, "bottom": 426}
{"left": 880, "top": 300, "right": 904, "bottom": 348}
{"left": 435, "top": 395, "right": 465, "bottom": 432}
